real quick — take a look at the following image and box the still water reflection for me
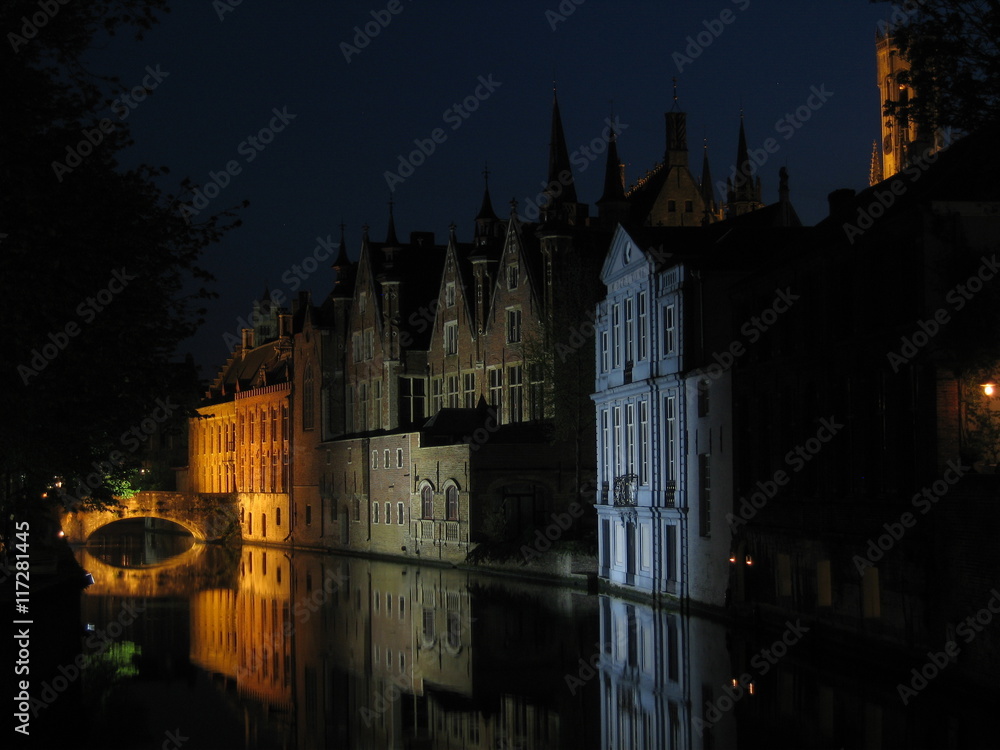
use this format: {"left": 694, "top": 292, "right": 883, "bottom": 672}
{"left": 73, "top": 530, "right": 994, "bottom": 750}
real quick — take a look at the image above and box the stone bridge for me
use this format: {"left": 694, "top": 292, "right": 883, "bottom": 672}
{"left": 60, "top": 491, "right": 239, "bottom": 544}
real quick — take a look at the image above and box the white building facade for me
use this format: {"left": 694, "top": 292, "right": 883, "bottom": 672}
{"left": 593, "top": 225, "right": 731, "bottom": 606}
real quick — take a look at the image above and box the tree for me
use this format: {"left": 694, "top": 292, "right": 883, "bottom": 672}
{"left": 874, "top": 0, "right": 1000, "bottom": 135}
{"left": 0, "top": 1, "right": 241, "bottom": 546}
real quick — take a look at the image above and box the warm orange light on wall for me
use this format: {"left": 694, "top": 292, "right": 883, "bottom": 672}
{"left": 982, "top": 383, "right": 996, "bottom": 397}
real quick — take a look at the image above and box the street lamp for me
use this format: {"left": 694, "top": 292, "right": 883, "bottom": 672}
{"left": 982, "top": 383, "right": 997, "bottom": 397}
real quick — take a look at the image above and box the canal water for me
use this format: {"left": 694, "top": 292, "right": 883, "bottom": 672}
{"left": 61, "top": 525, "right": 995, "bottom": 749}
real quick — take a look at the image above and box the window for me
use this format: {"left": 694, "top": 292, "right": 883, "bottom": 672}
{"left": 488, "top": 369, "right": 503, "bottom": 419}
{"left": 373, "top": 502, "right": 380, "bottom": 524}
{"left": 529, "top": 364, "right": 544, "bottom": 420}
{"left": 508, "top": 365, "right": 523, "bottom": 422}
{"left": 371, "top": 450, "right": 378, "bottom": 469}
{"left": 612, "top": 304, "right": 621, "bottom": 367}
{"left": 601, "top": 331, "right": 609, "bottom": 372}
{"left": 352, "top": 333, "right": 362, "bottom": 363}
{"left": 667, "top": 199, "right": 677, "bottom": 212}
{"left": 305, "top": 504, "right": 312, "bottom": 526}
{"left": 353, "top": 496, "right": 360, "bottom": 521}
{"left": 397, "top": 502, "right": 404, "bottom": 524}
{"left": 463, "top": 372, "right": 476, "bottom": 408}
{"left": 447, "top": 374, "right": 459, "bottom": 408}
{"left": 359, "top": 383, "right": 369, "bottom": 431}
{"left": 601, "top": 411, "right": 611, "bottom": 487}
{"left": 698, "top": 379, "right": 710, "bottom": 416}
{"left": 271, "top": 409, "right": 278, "bottom": 443}
{"left": 421, "top": 485, "right": 433, "bottom": 519}
{"left": 249, "top": 411, "right": 255, "bottom": 443}
{"left": 282, "top": 404, "right": 289, "bottom": 440}
{"left": 431, "top": 378, "right": 443, "bottom": 414}
{"left": 506, "top": 308, "right": 522, "bottom": 344}
{"left": 663, "top": 305, "right": 676, "bottom": 356}
{"left": 444, "top": 321, "right": 458, "bottom": 355}
{"left": 396, "top": 448, "right": 403, "bottom": 468}
{"left": 626, "top": 403, "right": 635, "bottom": 475}
{"left": 345, "top": 387, "right": 354, "bottom": 432}
{"left": 359, "top": 291, "right": 367, "bottom": 313}
{"left": 699, "top": 454, "right": 711, "bottom": 536}
{"left": 248, "top": 512, "right": 252, "bottom": 535}
{"left": 400, "top": 377, "right": 425, "bottom": 424}
{"left": 363, "top": 328, "right": 374, "bottom": 360}
{"left": 638, "top": 292, "right": 648, "bottom": 360}
{"left": 262, "top": 513, "right": 267, "bottom": 538}
{"left": 684, "top": 199, "right": 694, "bottom": 213}
{"left": 624, "top": 297, "right": 634, "bottom": 364}
{"left": 303, "top": 366, "right": 315, "bottom": 430}
{"left": 665, "top": 395, "right": 677, "bottom": 481}
{"left": 373, "top": 379, "right": 382, "bottom": 428}
{"left": 385, "top": 502, "right": 390, "bottom": 526}
{"left": 613, "top": 406, "right": 622, "bottom": 476}
{"left": 446, "top": 486, "right": 459, "bottom": 521}
{"left": 383, "top": 449, "right": 390, "bottom": 468}
{"left": 445, "top": 282, "right": 456, "bottom": 307}
{"left": 639, "top": 400, "right": 649, "bottom": 485}
{"left": 507, "top": 264, "right": 518, "bottom": 289}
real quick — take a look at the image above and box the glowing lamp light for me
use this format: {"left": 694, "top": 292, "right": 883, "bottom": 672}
{"left": 982, "top": 383, "right": 997, "bottom": 397}
{"left": 749, "top": 682, "right": 756, "bottom": 695}
{"left": 745, "top": 555, "right": 754, "bottom": 566}
{"left": 729, "top": 555, "right": 737, "bottom": 564}
{"left": 57, "top": 530, "right": 65, "bottom": 538}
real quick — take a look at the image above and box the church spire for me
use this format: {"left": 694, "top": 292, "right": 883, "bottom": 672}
{"left": 665, "top": 78, "right": 689, "bottom": 168}
{"left": 726, "top": 111, "right": 763, "bottom": 216}
{"left": 544, "top": 88, "right": 578, "bottom": 211}
{"left": 331, "top": 222, "right": 355, "bottom": 298}
{"left": 700, "top": 139, "right": 716, "bottom": 224}
{"left": 385, "top": 197, "right": 400, "bottom": 246}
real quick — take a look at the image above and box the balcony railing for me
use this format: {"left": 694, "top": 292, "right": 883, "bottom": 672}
{"left": 613, "top": 474, "right": 638, "bottom": 506}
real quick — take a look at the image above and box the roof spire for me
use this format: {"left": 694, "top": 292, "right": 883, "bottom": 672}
{"left": 385, "top": 195, "right": 399, "bottom": 246}
{"left": 476, "top": 162, "right": 499, "bottom": 225}
{"left": 700, "top": 138, "right": 716, "bottom": 223}
{"left": 333, "top": 221, "right": 350, "bottom": 269}
{"left": 671, "top": 76, "right": 680, "bottom": 111}
{"left": 545, "top": 88, "right": 578, "bottom": 212}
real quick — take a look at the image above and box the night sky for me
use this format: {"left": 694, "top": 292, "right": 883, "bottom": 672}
{"left": 89, "top": 1, "right": 892, "bottom": 374}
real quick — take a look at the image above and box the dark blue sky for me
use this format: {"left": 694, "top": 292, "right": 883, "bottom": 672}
{"left": 91, "top": 1, "right": 892, "bottom": 373}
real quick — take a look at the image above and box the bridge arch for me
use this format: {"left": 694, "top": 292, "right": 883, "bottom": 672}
{"left": 60, "top": 491, "right": 239, "bottom": 545}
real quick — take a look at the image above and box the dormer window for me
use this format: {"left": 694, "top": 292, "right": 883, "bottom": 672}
{"left": 507, "top": 264, "right": 518, "bottom": 290}
{"left": 445, "top": 282, "right": 456, "bottom": 308}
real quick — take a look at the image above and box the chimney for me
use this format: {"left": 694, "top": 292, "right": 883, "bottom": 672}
{"left": 241, "top": 328, "right": 255, "bottom": 351}
{"left": 827, "top": 188, "right": 856, "bottom": 220}
{"left": 279, "top": 313, "right": 292, "bottom": 338}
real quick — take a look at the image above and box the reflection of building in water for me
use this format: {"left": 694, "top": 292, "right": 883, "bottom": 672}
{"left": 598, "top": 595, "right": 734, "bottom": 750}
{"left": 187, "top": 550, "right": 603, "bottom": 748}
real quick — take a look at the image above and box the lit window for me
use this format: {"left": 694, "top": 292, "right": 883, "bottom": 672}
{"left": 421, "top": 485, "right": 433, "bottom": 519}
{"left": 446, "top": 485, "right": 459, "bottom": 521}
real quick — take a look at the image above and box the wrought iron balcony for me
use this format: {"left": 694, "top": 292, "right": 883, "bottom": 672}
{"left": 664, "top": 479, "right": 676, "bottom": 507}
{"left": 613, "top": 474, "right": 638, "bottom": 506}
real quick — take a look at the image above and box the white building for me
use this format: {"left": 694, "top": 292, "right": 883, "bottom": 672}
{"left": 592, "top": 224, "right": 733, "bottom": 606}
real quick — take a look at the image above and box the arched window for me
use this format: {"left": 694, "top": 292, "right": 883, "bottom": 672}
{"left": 421, "top": 485, "right": 433, "bottom": 519}
{"left": 446, "top": 486, "right": 459, "bottom": 521}
{"left": 303, "top": 365, "right": 315, "bottom": 430}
